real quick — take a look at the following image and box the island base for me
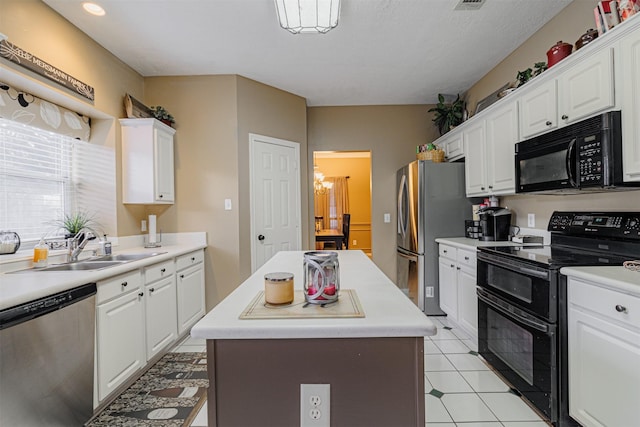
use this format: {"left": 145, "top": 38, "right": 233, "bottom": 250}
{"left": 206, "top": 337, "right": 425, "bottom": 426}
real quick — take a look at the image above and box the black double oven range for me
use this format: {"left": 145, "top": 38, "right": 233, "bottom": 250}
{"left": 476, "top": 211, "right": 640, "bottom": 427}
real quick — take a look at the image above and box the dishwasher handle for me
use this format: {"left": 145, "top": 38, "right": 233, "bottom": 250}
{"left": 0, "top": 283, "right": 96, "bottom": 330}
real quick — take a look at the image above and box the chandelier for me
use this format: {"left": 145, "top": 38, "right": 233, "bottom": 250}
{"left": 313, "top": 160, "right": 333, "bottom": 195}
{"left": 274, "top": 0, "right": 341, "bottom": 34}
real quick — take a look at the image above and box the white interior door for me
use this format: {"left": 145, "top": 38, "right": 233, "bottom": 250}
{"left": 250, "top": 134, "right": 301, "bottom": 272}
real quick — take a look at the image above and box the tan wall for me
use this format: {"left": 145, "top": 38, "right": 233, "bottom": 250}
{"left": 308, "top": 105, "right": 439, "bottom": 279}
{"left": 1, "top": 0, "right": 147, "bottom": 237}
{"left": 466, "top": 0, "right": 640, "bottom": 227}
{"left": 315, "top": 156, "right": 372, "bottom": 252}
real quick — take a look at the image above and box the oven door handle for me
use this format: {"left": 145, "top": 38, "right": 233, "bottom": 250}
{"left": 477, "top": 288, "right": 550, "bottom": 333}
{"left": 478, "top": 253, "right": 549, "bottom": 279}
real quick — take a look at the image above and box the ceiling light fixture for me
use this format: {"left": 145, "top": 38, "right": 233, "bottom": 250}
{"left": 313, "top": 154, "right": 333, "bottom": 195}
{"left": 275, "top": 0, "right": 341, "bottom": 34}
{"left": 82, "top": 2, "right": 106, "bottom": 16}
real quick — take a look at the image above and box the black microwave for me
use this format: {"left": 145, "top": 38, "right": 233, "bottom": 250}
{"left": 515, "top": 111, "right": 640, "bottom": 193}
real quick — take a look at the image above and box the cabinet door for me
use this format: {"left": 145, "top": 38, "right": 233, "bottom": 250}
{"left": 443, "top": 131, "right": 464, "bottom": 161}
{"left": 621, "top": 31, "right": 640, "bottom": 182}
{"left": 145, "top": 277, "right": 178, "bottom": 360}
{"left": 486, "top": 102, "right": 518, "bottom": 195}
{"left": 559, "top": 48, "right": 614, "bottom": 126}
{"left": 96, "top": 291, "right": 145, "bottom": 402}
{"left": 519, "top": 79, "right": 558, "bottom": 139}
{"left": 463, "top": 120, "right": 488, "bottom": 197}
{"left": 568, "top": 307, "right": 640, "bottom": 427}
{"left": 154, "top": 127, "right": 175, "bottom": 202}
{"left": 457, "top": 266, "right": 478, "bottom": 341}
{"left": 438, "top": 257, "right": 457, "bottom": 320}
{"left": 177, "top": 264, "right": 205, "bottom": 334}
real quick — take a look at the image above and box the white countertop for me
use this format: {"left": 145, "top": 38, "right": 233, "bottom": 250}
{"left": 435, "top": 237, "right": 524, "bottom": 250}
{"left": 561, "top": 266, "right": 640, "bottom": 297}
{"left": 190, "top": 250, "right": 437, "bottom": 340}
{"left": 0, "top": 233, "right": 206, "bottom": 311}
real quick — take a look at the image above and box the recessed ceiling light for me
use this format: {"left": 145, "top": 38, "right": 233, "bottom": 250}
{"left": 82, "top": 2, "right": 105, "bottom": 16}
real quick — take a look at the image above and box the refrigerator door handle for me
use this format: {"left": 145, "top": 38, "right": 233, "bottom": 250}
{"left": 397, "top": 247, "right": 418, "bottom": 261}
{"left": 397, "top": 173, "right": 407, "bottom": 238}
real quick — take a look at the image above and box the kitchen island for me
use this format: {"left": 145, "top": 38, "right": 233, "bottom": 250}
{"left": 191, "top": 250, "right": 436, "bottom": 427}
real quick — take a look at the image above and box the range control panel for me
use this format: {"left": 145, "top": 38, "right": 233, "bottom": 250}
{"left": 548, "top": 211, "right": 640, "bottom": 240}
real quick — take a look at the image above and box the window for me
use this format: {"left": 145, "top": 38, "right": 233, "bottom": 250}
{"left": 0, "top": 118, "right": 115, "bottom": 244}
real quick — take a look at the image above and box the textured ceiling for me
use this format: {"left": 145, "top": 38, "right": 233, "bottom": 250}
{"left": 42, "top": 0, "right": 572, "bottom": 106}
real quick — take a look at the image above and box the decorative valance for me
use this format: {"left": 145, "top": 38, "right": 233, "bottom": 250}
{"left": 0, "top": 82, "right": 91, "bottom": 141}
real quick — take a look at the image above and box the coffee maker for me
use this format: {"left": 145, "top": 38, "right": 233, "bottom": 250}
{"left": 478, "top": 207, "right": 512, "bottom": 241}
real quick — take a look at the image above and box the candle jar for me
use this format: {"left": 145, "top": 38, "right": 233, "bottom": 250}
{"left": 264, "top": 272, "right": 294, "bottom": 305}
{"left": 303, "top": 251, "right": 340, "bottom": 305}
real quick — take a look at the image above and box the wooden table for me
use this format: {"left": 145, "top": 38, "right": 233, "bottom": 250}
{"left": 315, "top": 228, "right": 344, "bottom": 249}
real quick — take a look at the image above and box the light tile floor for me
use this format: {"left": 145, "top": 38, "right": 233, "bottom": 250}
{"left": 172, "top": 316, "right": 549, "bottom": 427}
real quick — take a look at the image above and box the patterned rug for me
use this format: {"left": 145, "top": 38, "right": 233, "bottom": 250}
{"left": 87, "top": 352, "right": 208, "bottom": 427}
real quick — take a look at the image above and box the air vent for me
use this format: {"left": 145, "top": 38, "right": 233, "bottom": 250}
{"left": 454, "top": 0, "right": 486, "bottom": 11}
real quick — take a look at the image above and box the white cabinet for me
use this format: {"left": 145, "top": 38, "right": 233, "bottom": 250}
{"left": 438, "top": 244, "right": 478, "bottom": 341}
{"left": 519, "top": 48, "right": 614, "bottom": 140}
{"left": 120, "top": 118, "right": 176, "bottom": 204}
{"left": 96, "top": 270, "right": 145, "bottom": 403}
{"left": 176, "top": 250, "right": 206, "bottom": 334}
{"left": 620, "top": 29, "right": 640, "bottom": 182}
{"left": 464, "top": 101, "right": 518, "bottom": 197}
{"left": 440, "top": 129, "right": 464, "bottom": 162}
{"left": 567, "top": 276, "right": 640, "bottom": 427}
{"left": 144, "top": 260, "right": 177, "bottom": 360}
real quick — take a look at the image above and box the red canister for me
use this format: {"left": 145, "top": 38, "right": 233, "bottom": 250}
{"left": 547, "top": 41, "right": 573, "bottom": 68}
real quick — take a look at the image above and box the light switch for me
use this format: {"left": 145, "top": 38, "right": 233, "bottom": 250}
{"left": 224, "top": 199, "right": 232, "bottom": 211}
{"left": 384, "top": 213, "right": 391, "bottom": 223}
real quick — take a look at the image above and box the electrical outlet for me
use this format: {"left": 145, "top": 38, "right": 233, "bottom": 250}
{"left": 528, "top": 213, "right": 535, "bottom": 228}
{"left": 425, "top": 286, "right": 434, "bottom": 298}
{"left": 224, "top": 198, "right": 232, "bottom": 210}
{"left": 383, "top": 213, "right": 391, "bottom": 223}
{"left": 301, "top": 384, "right": 330, "bottom": 427}
{"left": 352, "top": 239, "right": 357, "bottom": 246}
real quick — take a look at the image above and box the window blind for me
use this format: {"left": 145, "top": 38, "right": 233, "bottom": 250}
{"left": 0, "top": 118, "right": 115, "bottom": 243}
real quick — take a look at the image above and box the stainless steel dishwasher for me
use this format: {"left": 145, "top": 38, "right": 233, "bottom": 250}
{"left": 0, "top": 283, "right": 97, "bottom": 426}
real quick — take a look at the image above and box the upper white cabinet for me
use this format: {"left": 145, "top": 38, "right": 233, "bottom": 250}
{"left": 620, "top": 29, "right": 640, "bottom": 182}
{"left": 440, "top": 128, "right": 464, "bottom": 162}
{"left": 120, "top": 118, "right": 176, "bottom": 204}
{"left": 519, "top": 48, "right": 615, "bottom": 140}
{"left": 464, "top": 101, "right": 518, "bottom": 197}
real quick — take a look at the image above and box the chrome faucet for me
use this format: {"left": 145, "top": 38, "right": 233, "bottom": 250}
{"left": 67, "top": 231, "right": 96, "bottom": 262}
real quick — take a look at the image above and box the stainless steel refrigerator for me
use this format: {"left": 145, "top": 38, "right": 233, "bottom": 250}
{"left": 396, "top": 160, "right": 471, "bottom": 314}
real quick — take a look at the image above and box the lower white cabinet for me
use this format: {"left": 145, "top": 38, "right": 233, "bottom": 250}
{"left": 144, "top": 260, "right": 177, "bottom": 360}
{"left": 567, "top": 276, "right": 640, "bottom": 427}
{"left": 438, "top": 244, "right": 478, "bottom": 341}
{"left": 176, "top": 250, "right": 206, "bottom": 334}
{"left": 96, "top": 271, "right": 145, "bottom": 403}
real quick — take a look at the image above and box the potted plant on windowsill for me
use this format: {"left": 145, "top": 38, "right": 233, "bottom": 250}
{"left": 52, "top": 211, "right": 99, "bottom": 238}
{"left": 150, "top": 105, "right": 175, "bottom": 127}
{"left": 428, "top": 94, "right": 465, "bottom": 136}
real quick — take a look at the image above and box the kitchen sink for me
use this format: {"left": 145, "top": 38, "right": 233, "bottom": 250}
{"left": 92, "top": 252, "right": 166, "bottom": 262}
{"left": 9, "top": 252, "right": 167, "bottom": 273}
{"left": 30, "top": 261, "right": 126, "bottom": 272}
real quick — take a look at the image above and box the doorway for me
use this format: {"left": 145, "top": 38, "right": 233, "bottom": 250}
{"left": 312, "top": 151, "right": 372, "bottom": 257}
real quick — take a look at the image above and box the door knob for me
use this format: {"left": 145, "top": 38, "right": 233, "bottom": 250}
{"left": 258, "top": 234, "right": 265, "bottom": 241}
{"left": 546, "top": 121, "right": 552, "bottom": 126}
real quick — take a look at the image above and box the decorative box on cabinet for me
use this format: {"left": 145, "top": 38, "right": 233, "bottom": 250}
{"left": 144, "top": 260, "right": 177, "bottom": 360}
{"left": 437, "top": 243, "right": 478, "bottom": 342}
{"left": 519, "top": 48, "right": 614, "bottom": 140}
{"left": 176, "top": 250, "right": 206, "bottom": 334}
{"left": 120, "top": 118, "right": 176, "bottom": 204}
{"left": 464, "top": 101, "right": 518, "bottom": 197}
{"left": 567, "top": 276, "right": 640, "bottom": 427}
{"left": 95, "top": 270, "right": 145, "bottom": 403}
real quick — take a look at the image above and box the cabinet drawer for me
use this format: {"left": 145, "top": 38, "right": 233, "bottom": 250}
{"left": 457, "top": 249, "right": 477, "bottom": 270}
{"left": 144, "top": 260, "right": 175, "bottom": 284}
{"left": 97, "top": 270, "right": 142, "bottom": 304}
{"left": 439, "top": 244, "right": 456, "bottom": 260}
{"left": 569, "top": 278, "right": 640, "bottom": 329}
{"left": 176, "top": 250, "right": 204, "bottom": 271}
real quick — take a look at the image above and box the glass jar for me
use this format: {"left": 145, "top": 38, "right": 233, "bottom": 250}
{"left": 0, "top": 231, "right": 20, "bottom": 255}
{"left": 303, "top": 251, "right": 340, "bottom": 305}
{"left": 264, "top": 272, "right": 294, "bottom": 305}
